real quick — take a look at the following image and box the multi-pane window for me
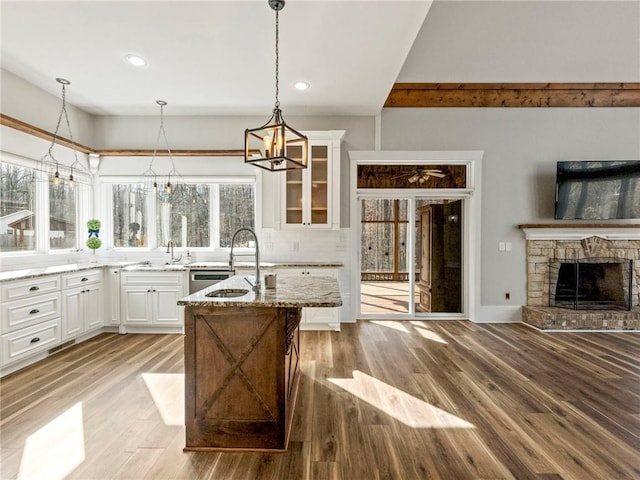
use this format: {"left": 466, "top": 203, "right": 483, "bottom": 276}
{"left": 49, "top": 182, "right": 77, "bottom": 249}
{"left": 113, "top": 184, "right": 147, "bottom": 248}
{"left": 0, "top": 163, "right": 37, "bottom": 252}
{"left": 110, "top": 180, "right": 255, "bottom": 250}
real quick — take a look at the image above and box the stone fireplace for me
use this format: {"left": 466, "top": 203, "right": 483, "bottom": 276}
{"left": 519, "top": 224, "right": 640, "bottom": 330}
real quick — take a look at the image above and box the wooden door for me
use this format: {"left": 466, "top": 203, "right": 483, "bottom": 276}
{"left": 418, "top": 206, "right": 432, "bottom": 312}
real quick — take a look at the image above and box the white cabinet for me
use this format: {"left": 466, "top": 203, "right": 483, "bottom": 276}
{"left": 276, "top": 267, "right": 341, "bottom": 331}
{"left": 106, "top": 268, "right": 121, "bottom": 327}
{"left": 280, "top": 131, "right": 344, "bottom": 230}
{"left": 61, "top": 269, "right": 103, "bottom": 340}
{"left": 121, "top": 271, "right": 187, "bottom": 332}
{"left": 1, "top": 275, "right": 63, "bottom": 368}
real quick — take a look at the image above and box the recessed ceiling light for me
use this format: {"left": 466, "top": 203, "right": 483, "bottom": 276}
{"left": 125, "top": 54, "right": 147, "bottom": 67}
{"left": 294, "top": 81, "right": 310, "bottom": 91}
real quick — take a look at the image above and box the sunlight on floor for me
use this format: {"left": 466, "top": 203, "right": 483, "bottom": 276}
{"left": 370, "top": 320, "right": 411, "bottom": 333}
{"left": 141, "top": 373, "right": 185, "bottom": 426}
{"left": 410, "top": 321, "right": 449, "bottom": 344}
{"left": 329, "top": 370, "right": 474, "bottom": 429}
{"left": 18, "top": 402, "right": 85, "bottom": 480}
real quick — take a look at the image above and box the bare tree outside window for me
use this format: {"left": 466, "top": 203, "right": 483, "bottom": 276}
{"left": 0, "top": 163, "right": 36, "bottom": 252}
{"left": 49, "top": 182, "right": 77, "bottom": 249}
{"left": 219, "top": 184, "right": 254, "bottom": 248}
{"left": 156, "top": 184, "right": 210, "bottom": 248}
{"left": 113, "top": 184, "right": 147, "bottom": 247}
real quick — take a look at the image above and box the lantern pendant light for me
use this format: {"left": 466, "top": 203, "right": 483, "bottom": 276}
{"left": 244, "top": 0, "right": 308, "bottom": 172}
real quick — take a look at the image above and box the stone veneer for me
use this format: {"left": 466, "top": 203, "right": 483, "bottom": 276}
{"left": 521, "top": 230, "right": 640, "bottom": 330}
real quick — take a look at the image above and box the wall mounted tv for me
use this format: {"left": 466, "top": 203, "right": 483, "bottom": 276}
{"left": 554, "top": 161, "right": 640, "bottom": 220}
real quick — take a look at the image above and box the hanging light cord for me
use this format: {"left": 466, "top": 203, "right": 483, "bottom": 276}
{"left": 274, "top": 7, "right": 280, "bottom": 110}
{"left": 43, "top": 80, "right": 79, "bottom": 166}
{"left": 148, "top": 101, "right": 176, "bottom": 172}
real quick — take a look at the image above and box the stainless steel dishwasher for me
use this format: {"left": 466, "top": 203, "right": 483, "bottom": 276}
{"left": 188, "top": 264, "right": 234, "bottom": 294}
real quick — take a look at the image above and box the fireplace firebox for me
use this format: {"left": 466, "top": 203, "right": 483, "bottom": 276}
{"left": 549, "top": 257, "right": 633, "bottom": 311}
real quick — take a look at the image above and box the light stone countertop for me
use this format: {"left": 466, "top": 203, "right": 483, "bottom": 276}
{"left": 178, "top": 274, "right": 343, "bottom": 308}
{"left": 0, "top": 260, "right": 344, "bottom": 283}
{"left": 0, "top": 261, "right": 143, "bottom": 283}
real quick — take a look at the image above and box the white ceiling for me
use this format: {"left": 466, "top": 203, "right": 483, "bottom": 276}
{"left": 1, "top": 1, "right": 432, "bottom": 116}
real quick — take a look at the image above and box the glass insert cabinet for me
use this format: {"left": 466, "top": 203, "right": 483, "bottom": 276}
{"left": 281, "top": 131, "right": 344, "bottom": 229}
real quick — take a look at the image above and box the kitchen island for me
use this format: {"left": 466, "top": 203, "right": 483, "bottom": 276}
{"left": 178, "top": 274, "right": 342, "bottom": 452}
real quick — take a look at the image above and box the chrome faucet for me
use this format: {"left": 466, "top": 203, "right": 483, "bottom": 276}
{"left": 229, "top": 227, "right": 260, "bottom": 293}
{"left": 166, "top": 239, "right": 182, "bottom": 264}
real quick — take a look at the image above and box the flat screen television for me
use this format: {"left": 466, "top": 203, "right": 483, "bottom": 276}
{"left": 554, "top": 161, "right": 640, "bottom": 220}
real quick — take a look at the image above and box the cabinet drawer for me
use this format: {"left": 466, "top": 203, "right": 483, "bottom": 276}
{"left": 1, "top": 319, "right": 61, "bottom": 365}
{"left": 1, "top": 292, "right": 62, "bottom": 333}
{"left": 121, "top": 271, "right": 185, "bottom": 286}
{"left": 63, "top": 269, "right": 103, "bottom": 288}
{"left": 1, "top": 275, "right": 61, "bottom": 302}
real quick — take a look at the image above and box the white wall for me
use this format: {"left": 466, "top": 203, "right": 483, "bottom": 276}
{"left": 1, "top": 69, "right": 97, "bottom": 146}
{"left": 398, "top": 0, "right": 640, "bottom": 82}
{"left": 382, "top": 0, "right": 640, "bottom": 316}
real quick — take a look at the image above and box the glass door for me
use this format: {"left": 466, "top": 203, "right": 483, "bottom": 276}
{"left": 359, "top": 197, "right": 464, "bottom": 318}
{"left": 310, "top": 145, "right": 328, "bottom": 225}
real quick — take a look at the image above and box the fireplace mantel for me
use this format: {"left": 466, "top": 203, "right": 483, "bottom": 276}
{"left": 518, "top": 223, "right": 640, "bottom": 240}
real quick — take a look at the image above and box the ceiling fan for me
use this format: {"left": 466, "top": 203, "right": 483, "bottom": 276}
{"left": 392, "top": 167, "right": 446, "bottom": 184}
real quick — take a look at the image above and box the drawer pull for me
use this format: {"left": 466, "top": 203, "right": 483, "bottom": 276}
{"left": 29, "top": 309, "right": 40, "bottom": 314}
{"left": 29, "top": 286, "right": 40, "bottom": 291}
{"left": 30, "top": 337, "right": 41, "bottom": 344}
{"left": 81, "top": 277, "right": 89, "bottom": 282}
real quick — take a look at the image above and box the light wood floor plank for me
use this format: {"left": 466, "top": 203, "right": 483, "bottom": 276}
{"left": 1, "top": 323, "right": 639, "bottom": 479}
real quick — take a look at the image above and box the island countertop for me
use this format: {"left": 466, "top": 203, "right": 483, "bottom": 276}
{"left": 178, "top": 274, "right": 342, "bottom": 308}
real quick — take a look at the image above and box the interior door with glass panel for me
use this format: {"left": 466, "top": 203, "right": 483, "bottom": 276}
{"left": 360, "top": 199, "right": 412, "bottom": 315}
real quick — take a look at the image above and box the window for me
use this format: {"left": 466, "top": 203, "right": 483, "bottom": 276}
{"left": 157, "top": 184, "right": 210, "bottom": 248}
{"left": 112, "top": 184, "right": 147, "bottom": 248}
{"left": 109, "top": 179, "right": 256, "bottom": 250}
{"left": 0, "top": 163, "right": 37, "bottom": 252}
{"left": 49, "top": 182, "right": 77, "bottom": 250}
{"left": 218, "top": 184, "right": 255, "bottom": 248}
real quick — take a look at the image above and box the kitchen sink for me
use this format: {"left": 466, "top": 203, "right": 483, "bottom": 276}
{"left": 206, "top": 288, "right": 249, "bottom": 298}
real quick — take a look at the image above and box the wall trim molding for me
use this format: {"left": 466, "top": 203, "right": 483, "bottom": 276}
{"left": 384, "top": 83, "right": 640, "bottom": 108}
{"left": 0, "top": 113, "right": 245, "bottom": 157}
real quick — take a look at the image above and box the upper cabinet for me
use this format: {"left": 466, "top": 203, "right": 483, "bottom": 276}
{"left": 280, "top": 131, "right": 344, "bottom": 230}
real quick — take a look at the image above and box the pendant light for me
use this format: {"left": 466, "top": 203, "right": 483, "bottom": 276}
{"left": 141, "top": 100, "right": 181, "bottom": 194}
{"left": 38, "top": 78, "right": 88, "bottom": 187}
{"left": 244, "top": 0, "right": 308, "bottom": 172}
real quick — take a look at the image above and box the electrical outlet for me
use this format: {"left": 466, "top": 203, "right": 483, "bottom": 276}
{"left": 292, "top": 241, "right": 299, "bottom": 252}
{"left": 499, "top": 242, "right": 506, "bottom": 251}
{"left": 505, "top": 292, "right": 510, "bottom": 300}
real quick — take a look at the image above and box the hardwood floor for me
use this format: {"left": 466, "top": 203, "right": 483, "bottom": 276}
{"left": 1, "top": 321, "right": 639, "bottom": 479}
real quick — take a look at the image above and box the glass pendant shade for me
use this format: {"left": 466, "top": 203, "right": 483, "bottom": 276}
{"left": 245, "top": 108, "right": 307, "bottom": 171}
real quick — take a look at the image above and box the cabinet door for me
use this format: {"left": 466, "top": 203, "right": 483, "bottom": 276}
{"left": 122, "top": 287, "right": 153, "bottom": 325}
{"left": 153, "top": 286, "right": 183, "bottom": 326}
{"left": 107, "top": 269, "right": 121, "bottom": 326}
{"left": 284, "top": 145, "right": 305, "bottom": 226}
{"left": 309, "top": 144, "right": 330, "bottom": 227}
{"left": 282, "top": 142, "right": 332, "bottom": 229}
{"left": 83, "top": 285, "right": 103, "bottom": 331}
{"left": 62, "top": 288, "right": 84, "bottom": 340}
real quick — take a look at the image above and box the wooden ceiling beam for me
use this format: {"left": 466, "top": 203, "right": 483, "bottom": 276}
{"left": 384, "top": 83, "right": 640, "bottom": 108}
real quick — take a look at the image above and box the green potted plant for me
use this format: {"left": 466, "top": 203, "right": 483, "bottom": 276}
{"left": 86, "top": 219, "right": 102, "bottom": 257}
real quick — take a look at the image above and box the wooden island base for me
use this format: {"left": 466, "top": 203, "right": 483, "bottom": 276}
{"left": 183, "top": 305, "right": 301, "bottom": 452}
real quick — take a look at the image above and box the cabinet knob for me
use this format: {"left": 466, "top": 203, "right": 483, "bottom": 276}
{"left": 30, "top": 337, "right": 40, "bottom": 344}
{"left": 147, "top": 289, "right": 151, "bottom": 293}
{"left": 29, "top": 309, "right": 40, "bottom": 315}
{"left": 29, "top": 286, "right": 40, "bottom": 291}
